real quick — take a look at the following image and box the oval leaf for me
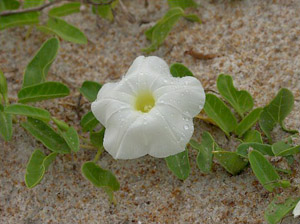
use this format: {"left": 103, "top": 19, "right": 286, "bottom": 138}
{"left": 25, "top": 149, "right": 57, "bottom": 188}
{"left": 259, "top": 88, "right": 296, "bottom": 141}
{"left": 22, "top": 37, "right": 59, "bottom": 88}
{"left": 243, "top": 130, "right": 263, "bottom": 143}
{"left": 165, "top": 149, "right": 190, "bottom": 180}
{"left": 167, "top": 0, "right": 198, "bottom": 9}
{"left": 214, "top": 150, "right": 248, "bottom": 175}
{"left": 21, "top": 117, "right": 71, "bottom": 154}
{"left": 204, "top": 93, "right": 238, "bottom": 136}
{"left": 5, "top": 104, "right": 51, "bottom": 121}
{"left": 90, "top": 128, "right": 105, "bottom": 149}
{"left": 248, "top": 150, "right": 280, "bottom": 192}
{"left": 170, "top": 63, "right": 193, "bottom": 78}
{"left": 18, "top": 81, "right": 70, "bottom": 103}
{"left": 272, "top": 140, "right": 300, "bottom": 157}
{"left": 79, "top": 81, "right": 102, "bottom": 102}
{"left": 0, "top": 69, "right": 8, "bottom": 103}
{"left": 48, "top": 2, "right": 81, "bottom": 17}
{"left": 0, "top": 109, "right": 12, "bottom": 141}
{"left": 217, "top": 74, "right": 253, "bottom": 117}
{"left": 235, "top": 108, "right": 263, "bottom": 137}
{"left": 236, "top": 142, "right": 273, "bottom": 158}
{"left": 46, "top": 17, "right": 87, "bottom": 44}
{"left": 82, "top": 161, "right": 120, "bottom": 191}
{"left": 59, "top": 126, "right": 80, "bottom": 153}
{"left": 0, "top": 12, "right": 39, "bottom": 30}
{"left": 80, "top": 111, "right": 100, "bottom": 132}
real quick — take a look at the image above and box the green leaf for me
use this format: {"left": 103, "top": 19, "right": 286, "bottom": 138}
{"left": 0, "top": 0, "right": 20, "bottom": 12}
{"left": 0, "top": 69, "right": 8, "bottom": 104}
{"left": 90, "top": 128, "right": 105, "bottom": 149}
{"left": 49, "top": 2, "right": 81, "bottom": 17}
{"left": 235, "top": 108, "right": 263, "bottom": 137}
{"left": 79, "top": 81, "right": 102, "bottom": 102}
{"left": 183, "top": 14, "right": 201, "bottom": 23}
{"left": 52, "top": 117, "right": 69, "bottom": 131}
{"left": 189, "top": 131, "right": 215, "bottom": 174}
{"left": 248, "top": 150, "right": 280, "bottom": 192}
{"left": 59, "top": 126, "right": 80, "bottom": 153}
{"left": 18, "top": 81, "right": 70, "bottom": 103}
{"left": 204, "top": 94, "right": 238, "bottom": 136}
{"left": 21, "top": 117, "right": 71, "bottom": 154}
{"left": 214, "top": 150, "right": 248, "bottom": 175}
{"left": 0, "top": 108, "right": 12, "bottom": 141}
{"left": 167, "top": 0, "right": 198, "bottom": 9}
{"left": 217, "top": 74, "right": 253, "bottom": 117}
{"left": 22, "top": 37, "right": 59, "bottom": 88}
{"left": 24, "top": 0, "right": 44, "bottom": 8}
{"left": 80, "top": 111, "right": 100, "bottom": 132}
{"left": 259, "top": 88, "right": 297, "bottom": 142}
{"left": 25, "top": 149, "right": 57, "bottom": 188}
{"left": 45, "top": 17, "right": 87, "bottom": 44}
{"left": 264, "top": 197, "right": 300, "bottom": 224}
{"left": 4, "top": 104, "right": 51, "bottom": 121}
{"left": 243, "top": 130, "right": 263, "bottom": 143}
{"left": 82, "top": 161, "right": 120, "bottom": 194}
{"left": 0, "top": 12, "right": 39, "bottom": 30}
{"left": 170, "top": 63, "right": 193, "bottom": 78}
{"left": 236, "top": 142, "right": 273, "bottom": 158}
{"left": 142, "top": 7, "right": 184, "bottom": 52}
{"left": 165, "top": 149, "right": 190, "bottom": 180}
{"left": 272, "top": 140, "right": 300, "bottom": 157}
{"left": 93, "top": 5, "right": 113, "bottom": 21}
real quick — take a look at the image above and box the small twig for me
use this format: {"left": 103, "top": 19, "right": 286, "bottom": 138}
{"left": 0, "top": 1, "right": 57, "bottom": 16}
{"left": 118, "top": 0, "right": 136, "bottom": 23}
{"left": 185, "top": 49, "right": 222, "bottom": 60}
{"left": 93, "top": 146, "right": 104, "bottom": 162}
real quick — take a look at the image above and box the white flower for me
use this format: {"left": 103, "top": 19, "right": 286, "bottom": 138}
{"left": 91, "top": 56, "right": 205, "bottom": 159}
{"left": 293, "top": 200, "right": 300, "bottom": 218}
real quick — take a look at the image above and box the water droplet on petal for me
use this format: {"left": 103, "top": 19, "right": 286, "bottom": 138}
{"left": 184, "top": 124, "right": 189, "bottom": 130}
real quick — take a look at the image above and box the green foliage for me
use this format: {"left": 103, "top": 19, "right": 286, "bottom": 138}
{"left": 259, "top": 88, "right": 297, "bottom": 142}
{"left": 82, "top": 161, "right": 120, "bottom": 202}
{"left": 165, "top": 149, "right": 190, "bottom": 180}
{"left": 24, "top": 0, "right": 44, "bottom": 8}
{"left": 235, "top": 108, "right": 263, "bottom": 137}
{"left": 183, "top": 14, "right": 201, "bottom": 23}
{"left": 79, "top": 81, "right": 102, "bottom": 102}
{"left": 49, "top": 2, "right": 81, "bottom": 17}
{"left": 18, "top": 81, "right": 70, "bottom": 103}
{"left": 21, "top": 117, "right": 71, "bottom": 154}
{"left": 217, "top": 74, "right": 253, "bottom": 117}
{"left": 248, "top": 150, "right": 280, "bottom": 192}
{"left": 0, "top": 106, "right": 12, "bottom": 141}
{"left": 170, "top": 63, "right": 194, "bottom": 77}
{"left": 22, "top": 37, "right": 59, "bottom": 88}
{"left": 90, "top": 128, "right": 105, "bottom": 149}
{"left": 25, "top": 149, "right": 57, "bottom": 188}
{"left": 0, "top": 0, "right": 20, "bottom": 12}
{"left": 92, "top": 0, "right": 118, "bottom": 21}
{"left": 41, "top": 17, "right": 87, "bottom": 44}
{"left": 214, "top": 150, "right": 248, "bottom": 175}
{"left": 243, "top": 130, "right": 263, "bottom": 143}
{"left": 189, "top": 131, "right": 214, "bottom": 174}
{"left": 143, "top": 7, "right": 184, "bottom": 52}
{"left": 264, "top": 197, "right": 300, "bottom": 224}
{"left": 80, "top": 111, "right": 100, "bottom": 132}
{"left": 58, "top": 124, "right": 80, "bottom": 153}
{"left": 272, "top": 140, "right": 300, "bottom": 157}
{"left": 0, "top": 69, "right": 8, "bottom": 104}
{"left": 4, "top": 104, "right": 51, "bottom": 121}
{"left": 167, "top": 0, "right": 198, "bottom": 9}
{"left": 236, "top": 142, "right": 273, "bottom": 158}
{"left": 0, "top": 12, "right": 39, "bottom": 30}
{"left": 204, "top": 93, "right": 237, "bottom": 136}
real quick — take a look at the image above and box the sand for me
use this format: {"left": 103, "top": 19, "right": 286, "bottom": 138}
{"left": 0, "top": 0, "right": 300, "bottom": 223}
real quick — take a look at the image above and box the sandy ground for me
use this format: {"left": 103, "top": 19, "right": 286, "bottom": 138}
{"left": 1, "top": 0, "right": 300, "bottom": 223}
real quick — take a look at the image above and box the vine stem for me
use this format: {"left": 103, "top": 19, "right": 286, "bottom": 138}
{"left": 80, "top": 144, "right": 97, "bottom": 150}
{"left": 93, "top": 146, "right": 104, "bottom": 162}
{"left": 0, "top": 0, "right": 114, "bottom": 17}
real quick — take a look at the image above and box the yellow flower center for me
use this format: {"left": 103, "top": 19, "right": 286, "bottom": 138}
{"left": 135, "top": 91, "right": 155, "bottom": 113}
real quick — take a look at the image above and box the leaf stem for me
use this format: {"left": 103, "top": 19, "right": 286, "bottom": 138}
{"left": 80, "top": 144, "right": 97, "bottom": 150}
{"left": 93, "top": 146, "right": 104, "bottom": 162}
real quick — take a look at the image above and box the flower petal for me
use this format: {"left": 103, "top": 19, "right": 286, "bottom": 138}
{"left": 293, "top": 200, "right": 300, "bottom": 218}
{"left": 154, "top": 76, "right": 205, "bottom": 118}
{"left": 91, "top": 82, "right": 135, "bottom": 126}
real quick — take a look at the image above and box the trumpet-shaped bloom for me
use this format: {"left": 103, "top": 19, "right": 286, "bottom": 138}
{"left": 293, "top": 200, "right": 300, "bottom": 218}
{"left": 91, "top": 56, "right": 205, "bottom": 159}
